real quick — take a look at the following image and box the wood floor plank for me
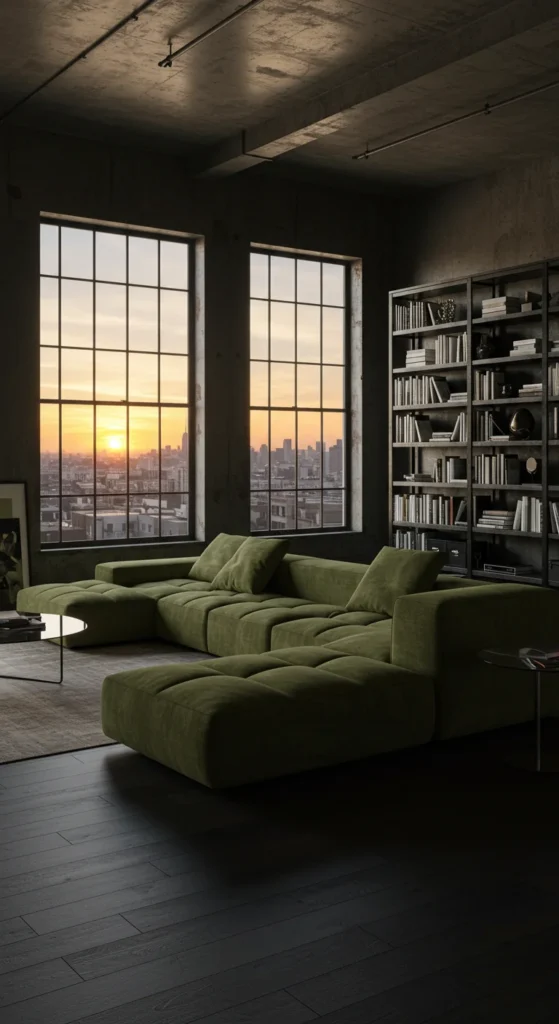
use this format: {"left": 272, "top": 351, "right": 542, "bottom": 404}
{"left": 0, "top": 754, "right": 82, "bottom": 781}
{"left": 0, "top": 863, "right": 164, "bottom": 925}
{"left": 287, "top": 898, "right": 559, "bottom": 1015}
{"left": 0, "top": 798, "right": 111, "bottom": 832}
{"left": 0, "top": 805, "right": 141, "bottom": 849}
{"left": 122, "top": 856, "right": 388, "bottom": 933}
{"left": 0, "top": 915, "right": 138, "bottom": 976}
{"left": 0, "top": 832, "right": 71, "bottom": 862}
{"left": 180, "top": 990, "right": 317, "bottom": 1024}
{"left": 65, "top": 878, "right": 421, "bottom": 981}
{"left": 0, "top": 956, "right": 80, "bottom": 1008}
{"left": 2, "top": 927, "right": 380, "bottom": 1024}
{"left": 0, "top": 917, "right": 36, "bottom": 948}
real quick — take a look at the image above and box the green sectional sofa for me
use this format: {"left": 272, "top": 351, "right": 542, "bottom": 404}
{"left": 17, "top": 551, "right": 559, "bottom": 787}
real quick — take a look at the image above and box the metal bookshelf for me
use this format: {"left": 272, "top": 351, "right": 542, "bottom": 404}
{"left": 389, "top": 259, "right": 559, "bottom": 586}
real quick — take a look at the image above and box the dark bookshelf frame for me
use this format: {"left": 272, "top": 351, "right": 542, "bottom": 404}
{"left": 389, "top": 258, "right": 559, "bottom": 587}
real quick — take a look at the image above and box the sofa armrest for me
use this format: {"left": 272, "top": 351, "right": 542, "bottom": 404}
{"left": 392, "top": 583, "right": 559, "bottom": 677}
{"left": 95, "top": 556, "right": 199, "bottom": 586}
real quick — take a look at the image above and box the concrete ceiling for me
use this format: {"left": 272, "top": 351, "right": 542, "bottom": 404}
{"left": 2, "top": 0, "right": 559, "bottom": 188}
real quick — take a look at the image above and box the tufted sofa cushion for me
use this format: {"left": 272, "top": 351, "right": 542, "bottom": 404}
{"left": 17, "top": 581, "right": 156, "bottom": 647}
{"left": 270, "top": 610, "right": 389, "bottom": 651}
{"left": 102, "top": 646, "right": 435, "bottom": 787}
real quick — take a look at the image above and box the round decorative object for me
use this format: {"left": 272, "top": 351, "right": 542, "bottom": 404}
{"left": 509, "top": 408, "right": 535, "bottom": 440}
{"left": 526, "top": 456, "right": 538, "bottom": 478}
{"left": 475, "top": 335, "right": 496, "bottom": 359}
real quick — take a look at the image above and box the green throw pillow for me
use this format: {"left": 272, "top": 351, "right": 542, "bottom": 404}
{"left": 346, "top": 546, "right": 445, "bottom": 617}
{"left": 211, "top": 537, "right": 289, "bottom": 594}
{"left": 189, "top": 533, "right": 247, "bottom": 583}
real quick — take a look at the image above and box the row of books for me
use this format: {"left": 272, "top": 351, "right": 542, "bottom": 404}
{"left": 431, "top": 457, "right": 467, "bottom": 484}
{"left": 549, "top": 364, "right": 559, "bottom": 396}
{"left": 403, "top": 334, "right": 466, "bottom": 366}
{"left": 474, "top": 410, "right": 509, "bottom": 441}
{"left": 394, "top": 301, "right": 437, "bottom": 331}
{"left": 394, "top": 530, "right": 430, "bottom": 550}
{"left": 477, "top": 498, "right": 542, "bottom": 533}
{"left": 393, "top": 494, "right": 467, "bottom": 526}
{"left": 394, "top": 412, "right": 467, "bottom": 444}
{"left": 474, "top": 369, "right": 504, "bottom": 400}
{"left": 393, "top": 375, "right": 452, "bottom": 407}
{"left": 473, "top": 454, "right": 520, "bottom": 486}
{"left": 553, "top": 406, "right": 559, "bottom": 439}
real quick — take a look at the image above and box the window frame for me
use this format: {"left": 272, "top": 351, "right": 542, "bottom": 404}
{"left": 249, "top": 246, "right": 352, "bottom": 536}
{"left": 39, "top": 217, "right": 196, "bottom": 549}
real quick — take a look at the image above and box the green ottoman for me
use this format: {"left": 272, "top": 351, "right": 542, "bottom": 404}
{"left": 102, "top": 646, "right": 435, "bottom": 787}
{"left": 17, "top": 580, "right": 156, "bottom": 648}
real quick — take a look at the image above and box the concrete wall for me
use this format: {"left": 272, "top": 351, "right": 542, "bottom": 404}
{"left": 397, "top": 155, "right": 559, "bottom": 286}
{"left": 1, "top": 127, "right": 392, "bottom": 584}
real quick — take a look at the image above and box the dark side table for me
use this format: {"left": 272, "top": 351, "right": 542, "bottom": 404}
{"left": 480, "top": 647, "right": 559, "bottom": 772}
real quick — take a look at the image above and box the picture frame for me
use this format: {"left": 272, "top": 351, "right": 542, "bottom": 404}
{"left": 0, "top": 483, "right": 29, "bottom": 611}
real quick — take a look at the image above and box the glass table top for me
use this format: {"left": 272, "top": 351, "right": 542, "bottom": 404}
{"left": 0, "top": 613, "right": 86, "bottom": 643}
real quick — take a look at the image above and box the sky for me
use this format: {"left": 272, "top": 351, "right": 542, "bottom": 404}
{"left": 40, "top": 229, "right": 346, "bottom": 454}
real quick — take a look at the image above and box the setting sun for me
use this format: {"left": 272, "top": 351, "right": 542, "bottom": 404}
{"left": 107, "top": 435, "right": 124, "bottom": 451}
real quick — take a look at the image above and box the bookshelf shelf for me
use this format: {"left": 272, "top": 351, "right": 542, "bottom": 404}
{"left": 472, "top": 311, "right": 542, "bottom": 325}
{"left": 393, "top": 320, "right": 467, "bottom": 337}
{"left": 392, "top": 442, "right": 468, "bottom": 448}
{"left": 473, "top": 529, "right": 542, "bottom": 539}
{"left": 472, "top": 355, "right": 541, "bottom": 366}
{"left": 393, "top": 362, "right": 466, "bottom": 375}
{"left": 393, "top": 481, "right": 467, "bottom": 489}
{"left": 472, "top": 440, "right": 542, "bottom": 447}
{"left": 393, "top": 521, "right": 467, "bottom": 532}
{"left": 472, "top": 397, "right": 541, "bottom": 406}
{"left": 394, "top": 402, "right": 467, "bottom": 412}
{"left": 390, "top": 261, "right": 556, "bottom": 583}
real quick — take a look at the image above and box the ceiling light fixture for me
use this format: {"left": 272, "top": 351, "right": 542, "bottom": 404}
{"left": 352, "top": 76, "right": 559, "bottom": 161}
{"left": 159, "top": 0, "right": 269, "bottom": 68}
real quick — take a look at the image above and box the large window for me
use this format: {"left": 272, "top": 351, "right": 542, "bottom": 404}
{"left": 40, "top": 220, "right": 192, "bottom": 546}
{"left": 250, "top": 250, "right": 348, "bottom": 532}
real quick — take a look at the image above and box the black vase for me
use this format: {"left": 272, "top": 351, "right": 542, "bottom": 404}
{"left": 475, "top": 335, "right": 496, "bottom": 359}
{"left": 509, "top": 408, "right": 535, "bottom": 440}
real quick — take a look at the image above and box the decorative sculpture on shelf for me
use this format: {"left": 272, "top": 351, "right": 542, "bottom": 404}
{"left": 509, "top": 408, "right": 535, "bottom": 440}
{"left": 475, "top": 334, "right": 496, "bottom": 359}
{"left": 436, "top": 298, "right": 456, "bottom": 324}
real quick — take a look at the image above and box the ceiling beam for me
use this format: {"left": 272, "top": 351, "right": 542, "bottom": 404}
{"left": 191, "top": 0, "right": 559, "bottom": 176}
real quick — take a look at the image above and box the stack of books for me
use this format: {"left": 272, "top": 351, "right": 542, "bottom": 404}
{"left": 483, "top": 563, "right": 536, "bottom": 578}
{"left": 518, "top": 382, "right": 542, "bottom": 398}
{"left": 513, "top": 496, "right": 542, "bottom": 533}
{"left": 403, "top": 473, "right": 433, "bottom": 483}
{"left": 481, "top": 296, "right": 521, "bottom": 318}
{"left": 405, "top": 348, "right": 436, "bottom": 368}
{"left": 549, "top": 342, "right": 559, "bottom": 357}
{"left": 510, "top": 338, "right": 540, "bottom": 357}
{"left": 430, "top": 431, "right": 452, "bottom": 442}
{"left": 477, "top": 509, "right": 515, "bottom": 530}
{"left": 549, "top": 364, "right": 559, "bottom": 397}
{"left": 474, "top": 369, "right": 505, "bottom": 400}
{"left": 434, "top": 333, "right": 467, "bottom": 364}
{"left": 448, "top": 391, "right": 467, "bottom": 403}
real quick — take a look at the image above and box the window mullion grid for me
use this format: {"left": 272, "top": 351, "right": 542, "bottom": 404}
{"left": 57, "top": 225, "right": 62, "bottom": 544}
{"left": 320, "top": 262, "right": 324, "bottom": 530}
{"left": 157, "top": 240, "right": 162, "bottom": 541}
{"left": 92, "top": 231, "right": 97, "bottom": 543}
{"left": 267, "top": 255, "right": 271, "bottom": 531}
{"left": 294, "top": 262, "right": 298, "bottom": 532}
{"left": 125, "top": 235, "right": 130, "bottom": 541}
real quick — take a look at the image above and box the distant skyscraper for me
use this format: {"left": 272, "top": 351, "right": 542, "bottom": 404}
{"left": 283, "top": 438, "right": 293, "bottom": 462}
{"left": 182, "top": 432, "right": 189, "bottom": 458}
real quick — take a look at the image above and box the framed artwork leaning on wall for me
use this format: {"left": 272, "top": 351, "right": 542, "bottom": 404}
{"left": 0, "top": 483, "right": 29, "bottom": 611}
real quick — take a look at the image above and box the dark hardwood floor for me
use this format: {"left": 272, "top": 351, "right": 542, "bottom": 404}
{"left": 2, "top": 725, "right": 559, "bottom": 1023}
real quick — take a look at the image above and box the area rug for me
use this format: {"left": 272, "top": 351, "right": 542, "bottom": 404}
{"left": 0, "top": 641, "right": 212, "bottom": 763}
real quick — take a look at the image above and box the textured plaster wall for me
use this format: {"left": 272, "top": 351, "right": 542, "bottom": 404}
{"left": 0, "top": 127, "right": 393, "bottom": 583}
{"left": 396, "top": 155, "right": 559, "bottom": 286}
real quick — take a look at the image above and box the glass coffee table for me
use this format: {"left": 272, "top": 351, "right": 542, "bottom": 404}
{"left": 0, "top": 613, "right": 87, "bottom": 684}
{"left": 480, "top": 646, "right": 559, "bottom": 772}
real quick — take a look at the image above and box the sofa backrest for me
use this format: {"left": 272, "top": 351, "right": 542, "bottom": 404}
{"left": 269, "top": 553, "right": 483, "bottom": 606}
